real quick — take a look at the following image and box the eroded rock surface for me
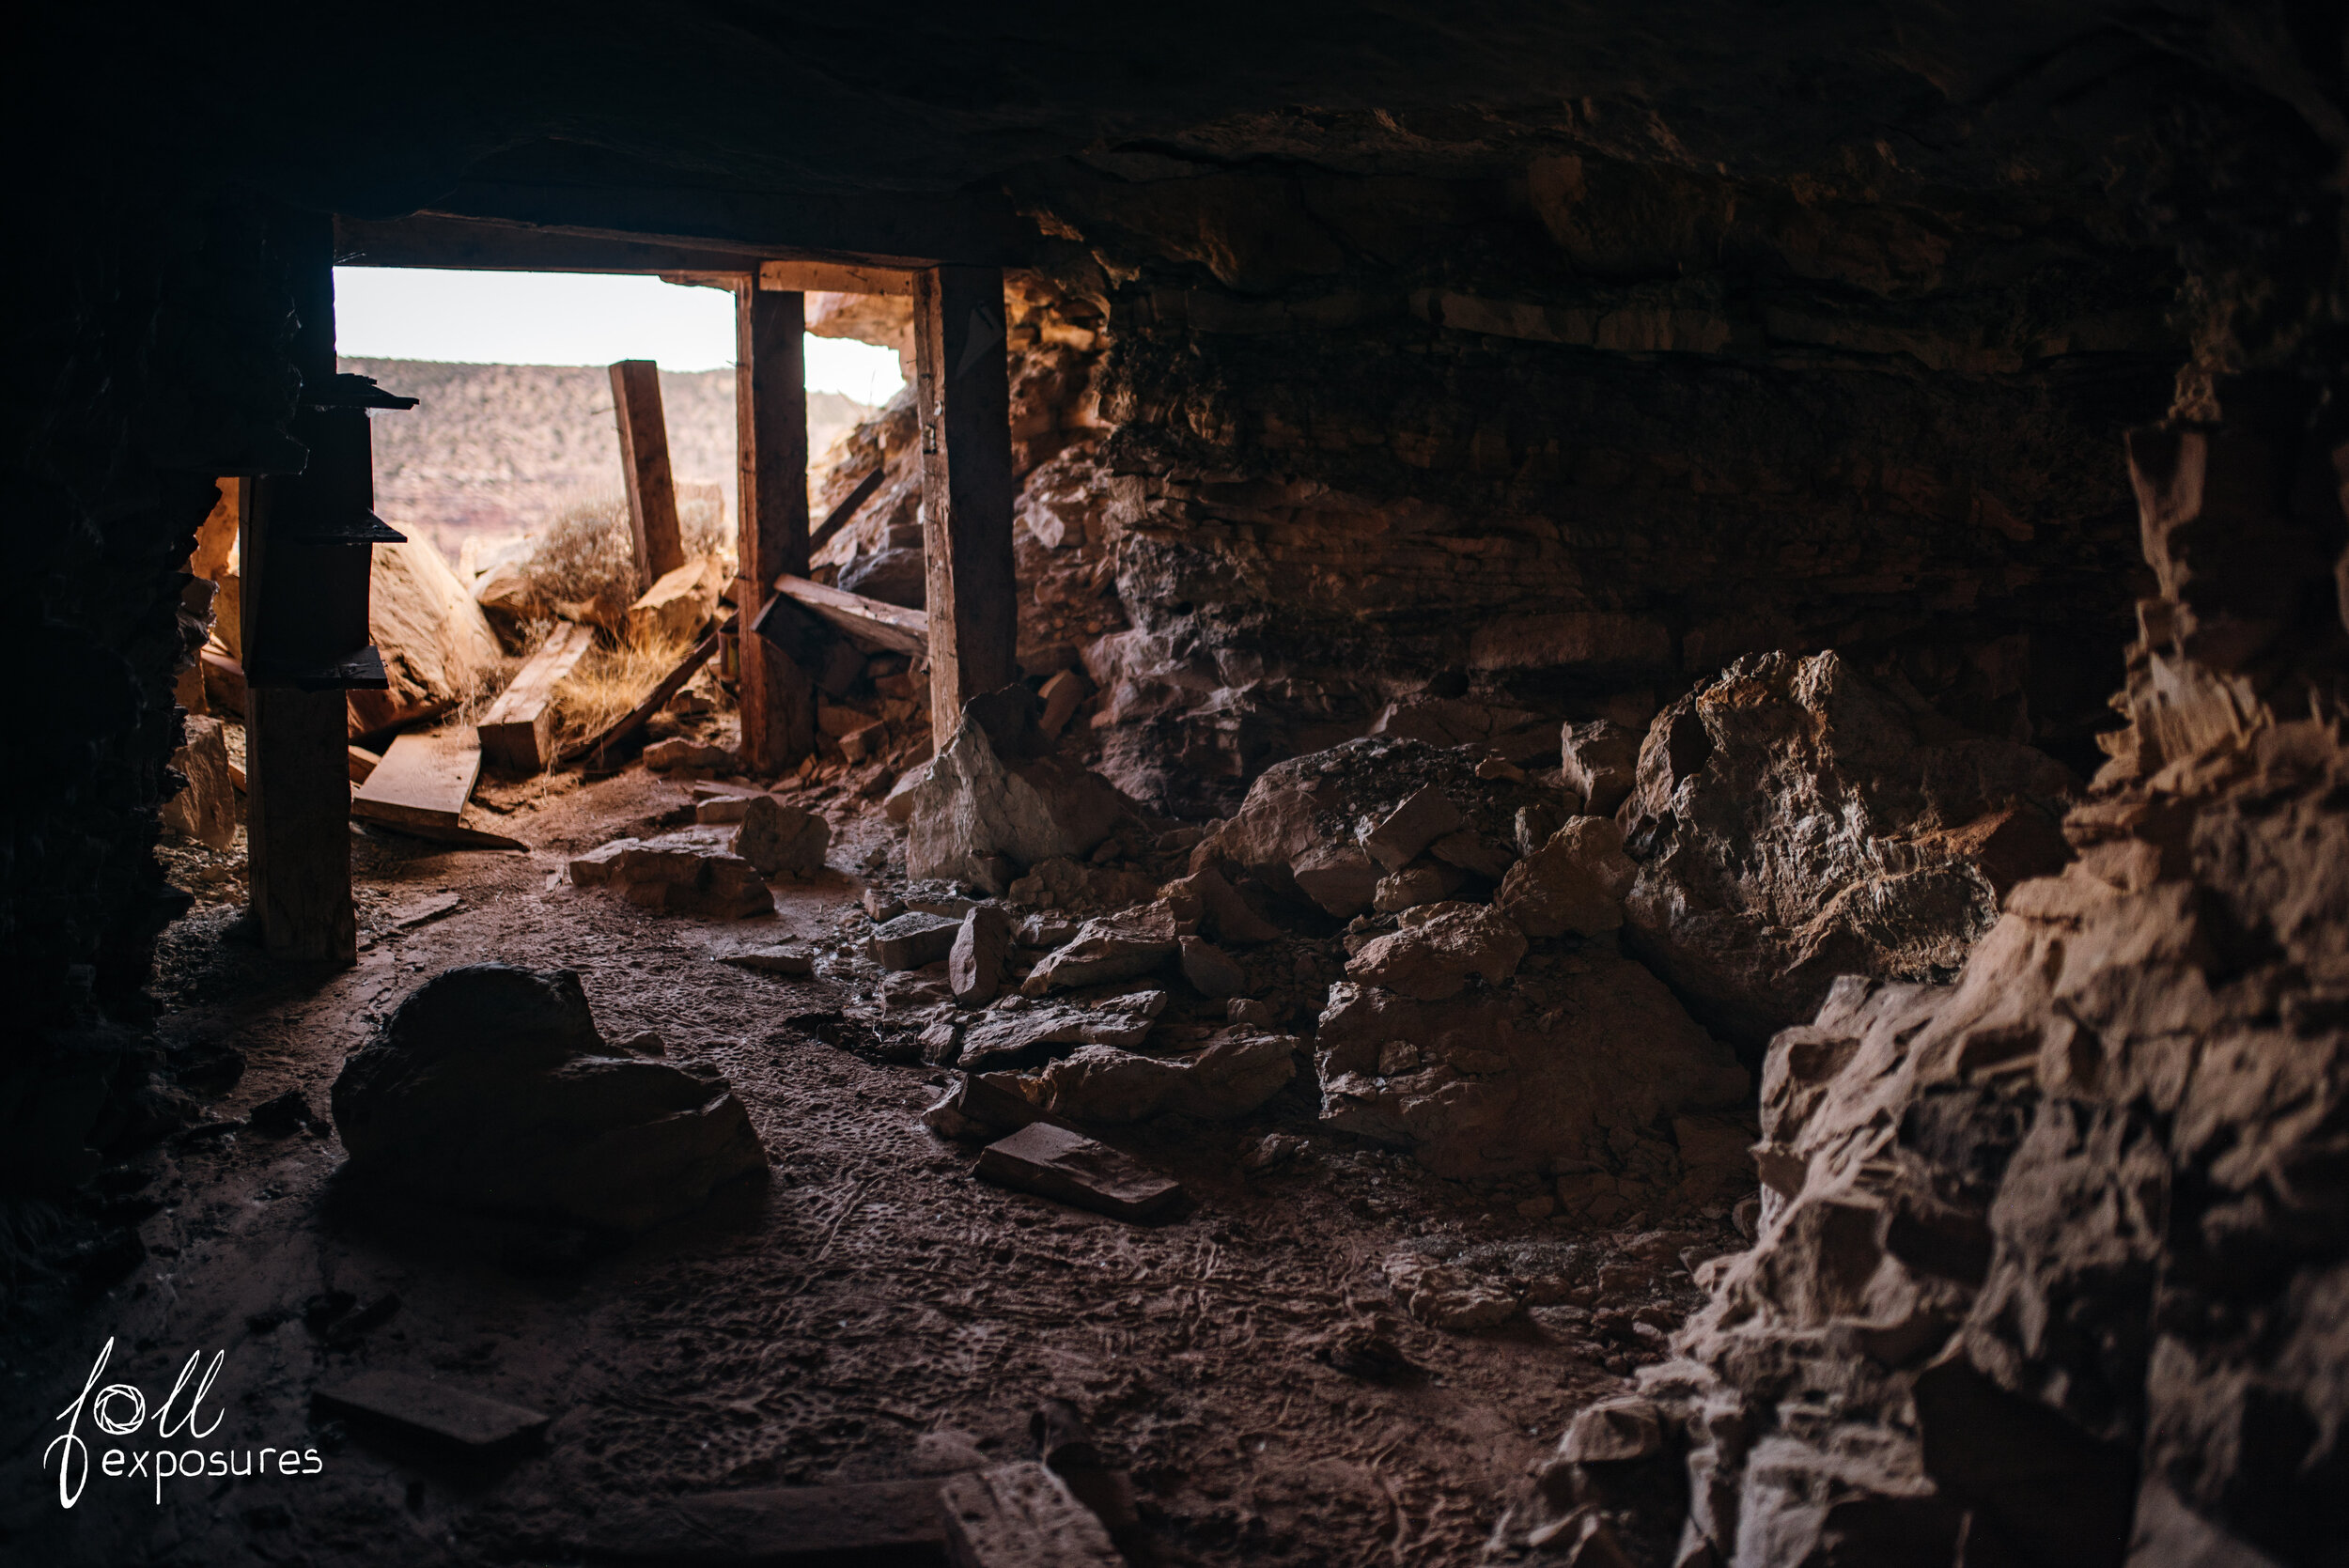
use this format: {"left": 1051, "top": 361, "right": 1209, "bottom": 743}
{"left": 1620, "top": 650, "right": 2077, "bottom": 1048}
{"left": 1653, "top": 412, "right": 2349, "bottom": 1568}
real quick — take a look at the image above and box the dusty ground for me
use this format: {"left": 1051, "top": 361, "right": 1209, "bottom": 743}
{"left": 3, "top": 748, "right": 1735, "bottom": 1568}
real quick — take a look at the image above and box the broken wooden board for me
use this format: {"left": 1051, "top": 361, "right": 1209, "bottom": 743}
{"left": 562, "top": 632, "right": 718, "bottom": 768}
{"left": 478, "top": 621, "right": 596, "bottom": 772}
{"left": 351, "top": 730, "right": 481, "bottom": 832}
{"left": 767, "top": 574, "right": 927, "bottom": 658}
{"left": 939, "top": 1464, "right": 1121, "bottom": 1568}
{"left": 311, "top": 1371, "right": 550, "bottom": 1454}
{"left": 584, "top": 1478, "right": 947, "bottom": 1565}
{"left": 974, "top": 1124, "right": 1183, "bottom": 1221}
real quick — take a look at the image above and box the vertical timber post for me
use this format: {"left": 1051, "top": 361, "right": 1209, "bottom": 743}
{"left": 610, "top": 359, "right": 685, "bottom": 588}
{"left": 243, "top": 210, "right": 356, "bottom": 963}
{"left": 911, "top": 265, "right": 1018, "bottom": 745}
{"left": 736, "top": 284, "right": 816, "bottom": 773}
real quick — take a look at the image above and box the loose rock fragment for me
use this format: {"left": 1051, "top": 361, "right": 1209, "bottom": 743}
{"left": 568, "top": 831, "right": 774, "bottom": 918}
{"left": 1559, "top": 720, "right": 1642, "bottom": 816}
{"left": 1343, "top": 901, "right": 1528, "bottom": 1000}
{"left": 1029, "top": 1030, "right": 1298, "bottom": 1122}
{"left": 1559, "top": 1398, "right": 1664, "bottom": 1463}
{"left": 939, "top": 1461, "right": 1122, "bottom": 1568}
{"left": 733, "top": 796, "right": 831, "bottom": 877}
{"left": 870, "top": 912, "right": 962, "bottom": 970}
{"left": 951, "top": 906, "right": 1016, "bottom": 1007}
{"left": 1022, "top": 908, "right": 1179, "bottom": 993}
{"left": 974, "top": 1124, "right": 1183, "bottom": 1220}
{"left": 1361, "top": 785, "right": 1467, "bottom": 872}
{"left": 1178, "top": 936, "right": 1249, "bottom": 998}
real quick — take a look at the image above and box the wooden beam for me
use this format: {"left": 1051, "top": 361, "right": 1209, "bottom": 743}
{"left": 610, "top": 361, "right": 685, "bottom": 586}
{"left": 911, "top": 266, "right": 1019, "bottom": 742}
{"left": 244, "top": 689, "right": 357, "bottom": 961}
{"left": 477, "top": 621, "right": 596, "bottom": 772}
{"left": 336, "top": 213, "right": 781, "bottom": 274}
{"left": 758, "top": 259, "right": 916, "bottom": 296}
{"left": 763, "top": 575, "right": 927, "bottom": 658}
{"left": 736, "top": 287, "right": 817, "bottom": 775}
{"left": 808, "top": 464, "right": 889, "bottom": 559}
{"left": 243, "top": 207, "right": 356, "bottom": 964}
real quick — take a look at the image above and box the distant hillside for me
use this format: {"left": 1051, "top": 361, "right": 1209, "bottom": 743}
{"left": 341, "top": 358, "right": 875, "bottom": 559}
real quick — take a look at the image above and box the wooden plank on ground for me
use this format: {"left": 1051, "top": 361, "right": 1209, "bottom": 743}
{"left": 351, "top": 730, "right": 481, "bottom": 832}
{"left": 312, "top": 1372, "right": 549, "bottom": 1455}
{"left": 610, "top": 360, "right": 685, "bottom": 586}
{"left": 478, "top": 622, "right": 596, "bottom": 772}
{"left": 561, "top": 632, "right": 718, "bottom": 767}
{"left": 939, "top": 1463, "right": 1121, "bottom": 1568}
{"left": 912, "top": 265, "right": 1019, "bottom": 741}
{"left": 767, "top": 574, "right": 927, "bottom": 657}
{"left": 585, "top": 1479, "right": 947, "bottom": 1565}
{"left": 737, "top": 285, "right": 816, "bottom": 774}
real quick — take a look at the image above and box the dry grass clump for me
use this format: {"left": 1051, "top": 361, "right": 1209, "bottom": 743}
{"left": 521, "top": 497, "right": 637, "bottom": 623}
{"left": 550, "top": 621, "right": 698, "bottom": 750}
{"left": 518, "top": 491, "right": 736, "bottom": 624}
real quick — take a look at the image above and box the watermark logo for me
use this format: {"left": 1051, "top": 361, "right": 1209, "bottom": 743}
{"left": 43, "top": 1339, "right": 322, "bottom": 1507}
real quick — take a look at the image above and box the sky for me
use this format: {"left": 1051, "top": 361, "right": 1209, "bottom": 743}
{"left": 332, "top": 268, "right": 906, "bottom": 404}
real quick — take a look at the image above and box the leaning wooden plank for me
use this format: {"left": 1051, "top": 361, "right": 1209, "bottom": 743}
{"left": 584, "top": 1479, "right": 947, "bottom": 1564}
{"left": 768, "top": 573, "right": 927, "bottom": 657}
{"left": 347, "top": 744, "right": 381, "bottom": 784}
{"left": 351, "top": 730, "right": 481, "bottom": 832}
{"left": 311, "top": 1372, "right": 550, "bottom": 1455}
{"left": 477, "top": 621, "right": 596, "bottom": 772}
{"left": 939, "top": 1463, "right": 1122, "bottom": 1568}
{"left": 806, "top": 463, "right": 888, "bottom": 559}
{"left": 560, "top": 631, "right": 718, "bottom": 767}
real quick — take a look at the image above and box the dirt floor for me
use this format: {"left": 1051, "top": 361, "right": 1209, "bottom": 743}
{"left": 2, "top": 749, "right": 1736, "bottom": 1567}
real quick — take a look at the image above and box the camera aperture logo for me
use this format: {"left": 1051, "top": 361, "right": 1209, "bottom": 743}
{"left": 43, "top": 1338, "right": 323, "bottom": 1507}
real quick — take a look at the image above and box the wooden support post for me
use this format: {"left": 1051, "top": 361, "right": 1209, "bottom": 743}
{"left": 243, "top": 210, "right": 356, "bottom": 963}
{"left": 911, "top": 265, "right": 1018, "bottom": 744}
{"left": 243, "top": 687, "right": 358, "bottom": 960}
{"left": 735, "top": 287, "right": 817, "bottom": 774}
{"left": 610, "top": 360, "right": 685, "bottom": 587}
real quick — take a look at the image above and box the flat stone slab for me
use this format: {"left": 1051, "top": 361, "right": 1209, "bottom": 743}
{"left": 721, "top": 947, "right": 817, "bottom": 977}
{"left": 871, "top": 912, "right": 962, "bottom": 970}
{"left": 311, "top": 1371, "right": 550, "bottom": 1453}
{"left": 584, "top": 1478, "right": 946, "bottom": 1565}
{"left": 974, "top": 1124, "right": 1182, "bottom": 1221}
{"left": 940, "top": 1462, "right": 1121, "bottom": 1567}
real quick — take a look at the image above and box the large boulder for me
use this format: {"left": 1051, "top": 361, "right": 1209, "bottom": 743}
{"left": 907, "top": 686, "right": 1139, "bottom": 890}
{"left": 1619, "top": 650, "right": 2076, "bottom": 1048}
{"left": 349, "top": 536, "right": 504, "bottom": 737}
{"left": 1315, "top": 955, "right": 1747, "bottom": 1177}
{"left": 330, "top": 965, "right": 768, "bottom": 1233}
